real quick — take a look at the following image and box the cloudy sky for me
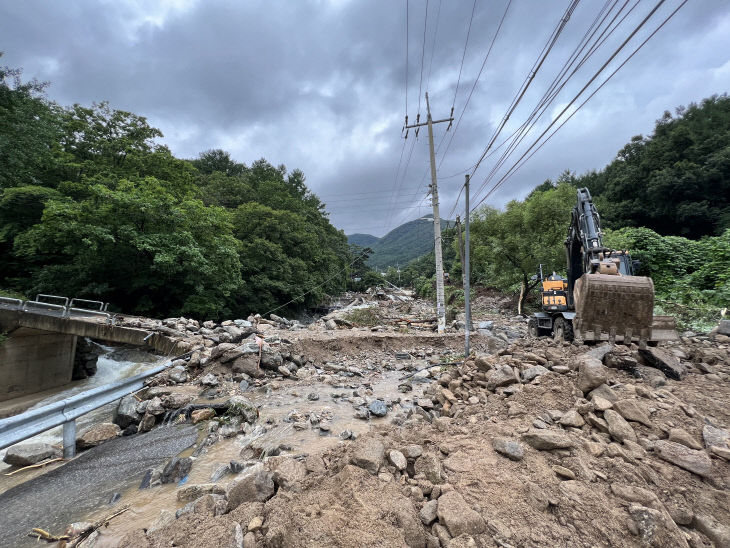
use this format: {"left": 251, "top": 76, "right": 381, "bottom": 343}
{"left": 2, "top": 0, "right": 729, "bottom": 236}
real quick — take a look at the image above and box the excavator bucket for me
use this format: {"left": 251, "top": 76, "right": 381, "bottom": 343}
{"left": 573, "top": 274, "right": 656, "bottom": 343}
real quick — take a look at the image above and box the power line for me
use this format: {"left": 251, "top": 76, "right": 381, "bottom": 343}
{"left": 425, "top": 0, "right": 443, "bottom": 93}
{"left": 439, "top": 0, "right": 512, "bottom": 181}
{"left": 405, "top": 0, "right": 409, "bottom": 116}
{"left": 417, "top": 0, "right": 429, "bottom": 118}
{"left": 452, "top": 0, "right": 478, "bottom": 111}
{"left": 471, "top": 0, "right": 684, "bottom": 212}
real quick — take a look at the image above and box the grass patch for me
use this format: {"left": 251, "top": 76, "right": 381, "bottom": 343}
{"left": 0, "top": 288, "right": 26, "bottom": 300}
{"left": 343, "top": 307, "right": 380, "bottom": 327}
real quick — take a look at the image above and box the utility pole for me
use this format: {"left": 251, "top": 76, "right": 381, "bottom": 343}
{"left": 464, "top": 174, "right": 472, "bottom": 356}
{"left": 456, "top": 216, "right": 465, "bottom": 286}
{"left": 405, "top": 92, "right": 453, "bottom": 333}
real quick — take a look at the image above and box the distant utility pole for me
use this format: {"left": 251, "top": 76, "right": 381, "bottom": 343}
{"left": 464, "top": 173, "right": 472, "bottom": 357}
{"left": 405, "top": 92, "right": 453, "bottom": 333}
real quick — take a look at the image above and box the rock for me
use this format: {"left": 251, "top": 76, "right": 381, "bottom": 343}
{"left": 243, "top": 531, "right": 256, "bottom": 548}
{"left": 177, "top": 494, "right": 227, "bottom": 518}
{"left": 161, "top": 393, "right": 194, "bottom": 409}
{"left": 161, "top": 457, "right": 192, "bottom": 484}
{"left": 576, "top": 354, "right": 608, "bottom": 394}
{"left": 559, "top": 409, "right": 586, "bottom": 428}
{"left": 307, "top": 392, "right": 319, "bottom": 401}
{"left": 638, "top": 347, "right": 686, "bottom": 380}
{"left": 487, "top": 365, "right": 518, "bottom": 391}
{"left": 420, "top": 499, "right": 439, "bottom": 525}
{"left": 436, "top": 490, "right": 486, "bottom": 537}
{"left": 610, "top": 483, "right": 658, "bottom": 506}
{"left": 350, "top": 437, "right": 385, "bottom": 474}
{"left": 232, "top": 356, "right": 264, "bottom": 378}
{"left": 260, "top": 352, "right": 283, "bottom": 370}
{"left": 368, "top": 400, "right": 388, "bottom": 417}
{"left": 474, "top": 355, "right": 494, "bottom": 372}
{"left": 613, "top": 399, "right": 652, "bottom": 427}
{"left": 226, "top": 396, "right": 259, "bottom": 423}
{"left": 138, "top": 413, "right": 156, "bottom": 433}
{"left": 200, "top": 373, "right": 219, "bottom": 387}
{"left": 268, "top": 456, "right": 308, "bottom": 490}
{"left": 167, "top": 365, "right": 188, "bottom": 384}
{"left": 114, "top": 394, "right": 142, "bottom": 429}
{"left": 325, "top": 319, "right": 337, "bottom": 330}
{"left": 603, "top": 350, "right": 638, "bottom": 372}
{"left": 3, "top": 442, "right": 59, "bottom": 466}
{"left": 76, "top": 423, "right": 121, "bottom": 450}
{"left": 146, "top": 396, "right": 165, "bottom": 415}
{"left": 191, "top": 408, "right": 216, "bottom": 424}
{"left": 226, "top": 467, "right": 275, "bottom": 511}
{"left": 604, "top": 409, "right": 637, "bottom": 443}
{"left": 717, "top": 319, "right": 730, "bottom": 335}
{"left": 552, "top": 465, "right": 575, "bottom": 480}
{"left": 388, "top": 450, "right": 407, "bottom": 470}
{"left": 177, "top": 483, "right": 226, "bottom": 502}
{"left": 668, "top": 428, "right": 702, "bottom": 450}
{"left": 694, "top": 514, "right": 730, "bottom": 548}
{"left": 654, "top": 440, "right": 713, "bottom": 478}
{"left": 414, "top": 453, "right": 443, "bottom": 484}
{"left": 628, "top": 504, "right": 689, "bottom": 548}
{"left": 592, "top": 396, "right": 613, "bottom": 412}
{"left": 589, "top": 383, "right": 619, "bottom": 403}
{"left": 402, "top": 444, "right": 423, "bottom": 459}
{"left": 521, "top": 365, "right": 549, "bottom": 382}
{"left": 492, "top": 437, "right": 524, "bottom": 461}
{"left": 710, "top": 445, "right": 730, "bottom": 461}
{"left": 211, "top": 343, "right": 236, "bottom": 360}
{"left": 522, "top": 430, "right": 575, "bottom": 450}
{"left": 702, "top": 424, "right": 729, "bottom": 449}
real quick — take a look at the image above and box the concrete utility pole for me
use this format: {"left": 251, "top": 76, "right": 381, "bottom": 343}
{"left": 464, "top": 174, "right": 472, "bottom": 357}
{"left": 405, "top": 92, "right": 453, "bottom": 333}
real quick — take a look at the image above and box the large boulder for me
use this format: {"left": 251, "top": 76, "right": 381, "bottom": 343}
{"left": 161, "top": 456, "right": 192, "bottom": 484}
{"left": 575, "top": 354, "right": 608, "bottom": 394}
{"left": 114, "top": 394, "right": 141, "bottom": 429}
{"left": 232, "top": 355, "right": 265, "bottom": 378}
{"left": 522, "top": 430, "right": 575, "bottom": 451}
{"left": 654, "top": 440, "right": 713, "bottom": 478}
{"left": 3, "top": 442, "right": 59, "bottom": 466}
{"left": 76, "top": 423, "right": 121, "bottom": 450}
{"left": 604, "top": 409, "right": 637, "bottom": 443}
{"left": 638, "top": 347, "right": 686, "bottom": 380}
{"left": 226, "top": 396, "right": 259, "bottom": 423}
{"left": 612, "top": 399, "right": 652, "bottom": 427}
{"left": 350, "top": 436, "right": 385, "bottom": 474}
{"left": 437, "top": 490, "right": 486, "bottom": 537}
{"left": 226, "top": 466, "right": 275, "bottom": 511}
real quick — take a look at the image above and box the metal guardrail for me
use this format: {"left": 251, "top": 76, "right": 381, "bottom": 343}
{"left": 2, "top": 294, "right": 112, "bottom": 322}
{"left": 0, "top": 359, "right": 177, "bottom": 459}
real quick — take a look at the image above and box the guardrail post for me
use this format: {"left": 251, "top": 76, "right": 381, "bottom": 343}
{"left": 63, "top": 420, "right": 76, "bottom": 459}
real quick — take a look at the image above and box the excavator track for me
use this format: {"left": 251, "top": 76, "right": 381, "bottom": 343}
{"left": 573, "top": 273, "right": 656, "bottom": 343}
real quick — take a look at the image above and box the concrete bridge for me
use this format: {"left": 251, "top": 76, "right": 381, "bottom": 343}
{"left": 0, "top": 297, "right": 181, "bottom": 403}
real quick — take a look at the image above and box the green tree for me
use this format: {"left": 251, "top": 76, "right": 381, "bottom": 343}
{"left": 470, "top": 182, "right": 576, "bottom": 313}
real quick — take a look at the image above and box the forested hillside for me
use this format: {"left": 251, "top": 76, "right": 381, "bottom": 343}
{"left": 0, "top": 63, "right": 350, "bottom": 319}
{"left": 578, "top": 94, "right": 730, "bottom": 238}
{"left": 348, "top": 215, "right": 451, "bottom": 271}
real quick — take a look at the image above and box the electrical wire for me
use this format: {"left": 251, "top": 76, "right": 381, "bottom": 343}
{"left": 425, "top": 0, "right": 442, "bottom": 93}
{"left": 470, "top": 0, "right": 685, "bottom": 212}
{"left": 417, "top": 0, "right": 429, "bottom": 117}
{"left": 452, "top": 0, "right": 478, "bottom": 111}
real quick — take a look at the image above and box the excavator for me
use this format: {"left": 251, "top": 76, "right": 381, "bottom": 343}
{"left": 528, "top": 187, "right": 677, "bottom": 344}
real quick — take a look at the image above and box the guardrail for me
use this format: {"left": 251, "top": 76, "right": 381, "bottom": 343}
{"left": 0, "top": 351, "right": 192, "bottom": 459}
{"left": 1, "top": 294, "right": 112, "bottom": 322}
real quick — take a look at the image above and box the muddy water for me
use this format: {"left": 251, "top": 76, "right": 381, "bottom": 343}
{"left": 0, "top": 346, "right": 164, "bottom": 491}
{"left": 85, "top": 368, "right": 420, "bottom": 546}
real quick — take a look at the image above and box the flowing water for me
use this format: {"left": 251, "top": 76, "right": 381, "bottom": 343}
{"left": 0, "top": 346, "right": 164, "bottom": 490}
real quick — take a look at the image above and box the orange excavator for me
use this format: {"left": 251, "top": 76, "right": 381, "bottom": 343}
{"left": 528, "top": 188, "right": 677, "bottom": 344}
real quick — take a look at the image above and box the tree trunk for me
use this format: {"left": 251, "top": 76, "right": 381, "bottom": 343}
{"left": 517, "top": 272, "right": 528, "bottom": 315}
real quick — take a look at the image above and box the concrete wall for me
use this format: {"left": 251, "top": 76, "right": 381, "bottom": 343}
{"left": 0, "top": 327, "right": 77, "bottom": 402}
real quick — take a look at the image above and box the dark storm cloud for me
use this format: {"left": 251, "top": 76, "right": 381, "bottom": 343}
{"left": 2, "top": 0, "right": 729, "bottom": 236}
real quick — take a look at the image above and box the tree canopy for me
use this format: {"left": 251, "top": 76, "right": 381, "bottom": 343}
{"left": 0, "top": 61, "right": 350, "bottom": 319}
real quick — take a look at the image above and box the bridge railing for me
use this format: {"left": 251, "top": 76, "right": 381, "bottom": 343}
{"left": 1, "top": 294, "right": 112, "bottom": 322}
{"left": 0, "top": 349, "right": 195, "bottom": 459}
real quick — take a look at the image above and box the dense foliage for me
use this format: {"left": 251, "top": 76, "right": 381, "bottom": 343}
{"left": 577, "top": 94, "right": 730, "bottom": 239}
{"left": 0, "top": 62, "right": 349, "bottom": 319}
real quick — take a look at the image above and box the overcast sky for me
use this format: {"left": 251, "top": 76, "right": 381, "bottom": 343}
{"left": 2, "top": 0, "right": 729, "bottom": 237}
